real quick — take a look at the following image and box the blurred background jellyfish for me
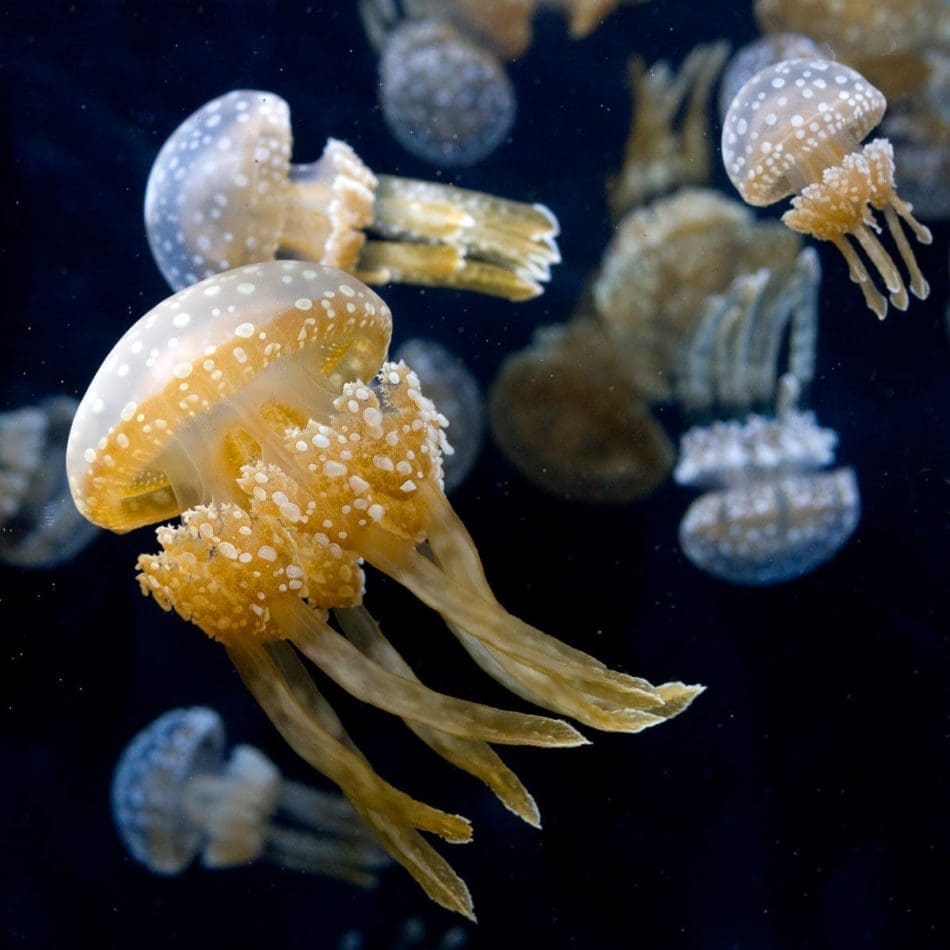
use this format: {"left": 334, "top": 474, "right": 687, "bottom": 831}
{"left": 754, "top": 0, "right": 950, "bottom": 104}
{"left": 0, "top": 396, "right": 98, "bottom": 568}
{"left": 376, "top": 19, "right": 516, "bottom": 167}
{"left": 608, "top": 41, "right": 730, "bottom": 217}
{"left": 675, "top": 378, "right": 860, "bottom": 585}
{"left": 144, "top": 90, "right": 559, "bottom": 300}
{"left": 490, "top": 187, "right": 820, "bottom": 504}
{"left": 722, "top": 58, "right": 933, "bottom": 319}
{"left": 361, "top": 1, "right": 655, "bottom": 63}
{"left": 593, "top": 188, "right": 819, "bottom": 413}
{"left": 393, "top": 339, "right": 485, "bottom": 492}
{"left": 490, "top": 317, "right": 674, "bottom": 501}
{"left": 718, "top": 33, "right": 822, "bottom": 122}
{"left": 112, "top": 706, "right": 389, "bottom": 884}
{"left": 881, "top": 51, "right": 950, "bottom": 221}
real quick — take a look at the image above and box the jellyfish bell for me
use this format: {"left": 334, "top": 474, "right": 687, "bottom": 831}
{"left": 69, "top": 261, "right": 701, "bottom": 917}
{"left": 145, "top": 90, "right": 558, "bottom": 301}
{"left": 379, "top": 19, "right": 516, "bottom": 167}
{"left": 112, "top": 706, "right": 390, "bottom": 883}
{"left": 0, "top": 396, "right": 99, "bottom": 568}
{"left": 722, "top": 58, "right": 933, "bottom": 319}
{"left": 718, "top": 33, "right": 822, "bottom": 122}
{"left": 489, "top": 319, "right": 674, "bottom": 502}
{"left": 675, "top": 404, "right": 860, "bottom": 585}
{"left": 393, "top": 339, "right": 485, "bottom": 493}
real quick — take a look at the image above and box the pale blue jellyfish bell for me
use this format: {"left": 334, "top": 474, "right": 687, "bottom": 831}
{"left": 379, "top": 19, "right": 515, "bottom": 167}
{"left": 0, "top": 396, "right": 98, "bottom": 568}
{"left": 675, "top": 379, "right": 860, "bottom": 585}
{"left": 144, "top": 90, "right": 558, "bottom": 300}
{"left": 394, "top": 339, "right": 485, "bottom": 492}
{"left": 112, "top": 707, "right": 389, "bottom": 884}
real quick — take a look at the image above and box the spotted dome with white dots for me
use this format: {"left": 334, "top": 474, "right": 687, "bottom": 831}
{"left": 145, "top": 90, "right": 294, "bottom": 292}
{"left": 66, "top": 262, "right": 392, "bottom": 533}
{"left": 721, "top": 58, "right": 887, "bottom": 206}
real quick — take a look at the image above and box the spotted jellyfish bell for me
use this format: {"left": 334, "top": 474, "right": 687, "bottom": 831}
{"left": 378, "top": 19, "right": 516, "bottom": 167}
{"left": 721, "top": 58, "right": 932, "bottom": 319}
{"left": 674, "top": 378, "right": 860, "bottom": 585}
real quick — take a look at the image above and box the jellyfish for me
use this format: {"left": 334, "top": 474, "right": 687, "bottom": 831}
{"left": 66, "top": 261, "right": 702, "bottom": 917}
{"left": 112, "top": 706, "right": 390, "bottom": 884}
{"left": 719, "top": 34, "right": 822, "bottom": 123}
{"left": 675, "top": 382, "right": 860, "bottom": 585}
{"left": 593, "top": 189, "right": 819, "bottom": 412}
{"left": 361, "top": 1, "right": 653, "bottom": 62}
{"left": 722, "top": 58, "right": 933, "bottom": 319}
{"left": 393, "top": 339, "right": 484, "bottom": 493}
{"left": 489, "top": 317, "right": 674, "bottom": 501}
{"left": 144, "top": 90, "right": 558, "bottom": 301}
{"left": 0, "top": 396, "right": 99, "bottom": 568}
{"left": 608, "top": 42, "right": 730, "bottom": 217}
{"left": 881, "top": 52, "right": 950, "bottom": 221}
{"left": 376, "top": 20, "right": 515, "bottom": 167}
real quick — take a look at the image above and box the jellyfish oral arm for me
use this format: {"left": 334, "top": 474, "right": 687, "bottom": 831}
{"left": 270, "top": 595, "right": 587, "bottom": 748}
{"left": 334, "top": 604, "right": 542, "bottom": 827}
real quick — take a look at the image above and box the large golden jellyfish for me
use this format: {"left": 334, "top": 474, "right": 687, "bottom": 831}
{"left": 145, "top": 90, "right": 559, "bottom": 301}
{"left": 66, "top": 261, "right": 701, "bottom": 917}
{"left": 722, "top": 58, "right": 933, "bottom": 319}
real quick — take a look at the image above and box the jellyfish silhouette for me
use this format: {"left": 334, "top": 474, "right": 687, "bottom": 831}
{"left": 112, "top": 706, "right": 389, "bottom": 883}
{"left": 67, "top": 261, "right": 701, "bottom": 918}
{"left": 0, "top": 396, "right": 98, "bottom": 568}
{"left": 378, "top": 19, "right": 515, "bottom": 167}
{"left": 675, "top": 380, "right": 860, "bottom": 585}
{"left": 393, "top": 339, "right": 485, "bottom": 492}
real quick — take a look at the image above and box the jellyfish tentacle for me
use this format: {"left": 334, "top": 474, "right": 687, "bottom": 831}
{"left": 263, "top": 643, "right": 476, "bottom": 919}
{"left": 263, "top": 825, "right": 386, "bottom": 887}
{"left": 851, "top": 222, "right": 909, "bottom": 309}
{"left": 335, "top": 605, "right": 543, "bottom": 828}
{"left": 826, "top": 235, "right": 889, "bottom": 319}
{"left": 227, "top": 641, "right": 472, "bottom": 844}
{"left": 881, "top": 205, "right": 931, "bottom": 300}
{"left": 273, "top": 598, "right": 587, "bottom": 748}
{"left": 414, "top": 485, "right": 662, "bottom": 695}
{"left": 355, "top": 241, "right": 547, "bottom": 301}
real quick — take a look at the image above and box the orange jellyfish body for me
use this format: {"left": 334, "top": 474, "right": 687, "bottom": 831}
{"left": 722, "top": 58, "right": 932, "bottom": 319}
{"left": 67, "top": 261, "right": 701, "bottom": 918}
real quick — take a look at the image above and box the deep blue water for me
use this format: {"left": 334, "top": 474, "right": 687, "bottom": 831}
{"left": 0, "top": 2, "right": 946, "bottom": 947}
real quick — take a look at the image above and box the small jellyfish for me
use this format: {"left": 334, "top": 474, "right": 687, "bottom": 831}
{"left": 593, "top": 189, "right": 819, "bottom": 412}
{"left": 675, "top": 387, "right": 860, "bottom": 585}
{"left": 393, "top": 339, "right": 485, "bottom": 493}
{"left": 882, "top": 52, "right": 950, "bottom": 221}
{"left": 67, "top": 261, "right": 701, "bottom": 918}
{"left": 719, "top": 34, "right": 822, "bottom": 123}
{"left": 362, "top": 1, "right": 652, "bottom": 62}
{"left": 489, "top": 318, "right": 674, "bottom": 501}
{"left": 112, "top": 706, "right": 389, "bottom": 884}
{"left": 378, "top": 20, "right": 515, "bottom": 167}
{"left": 609, "top": 42, "right": 730, "bottom": 216}
{"left": 722, "top": 58, "right": 933, "bottom": 319}
{"left": 0, "top": 396, "right": 98, "bottom": 568}
{"left": 145, "top": 90, "right": 558, "bottom": 300}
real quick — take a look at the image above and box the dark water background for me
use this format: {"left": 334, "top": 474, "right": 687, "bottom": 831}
{"left": 0, "top": 2, "right": 946, "bottom": 947}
